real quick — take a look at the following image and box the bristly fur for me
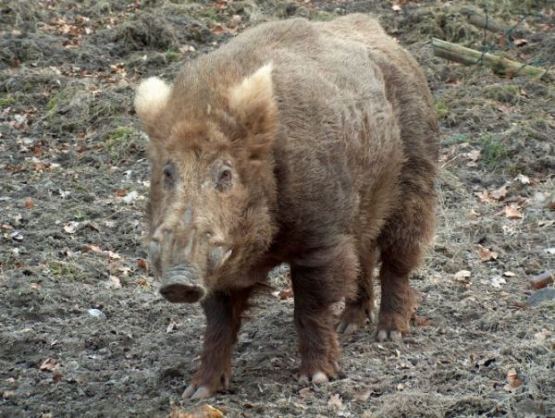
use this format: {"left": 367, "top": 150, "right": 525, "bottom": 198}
{"left": 135, "top": 13, "right": 439, "bottom": 397}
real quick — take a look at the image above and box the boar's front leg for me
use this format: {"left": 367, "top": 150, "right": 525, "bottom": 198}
{"left": 291, "top": 238, "right": 358, "bottom": 383}
{"left": 183, "top": 288, "right": 252, "bottom": 399}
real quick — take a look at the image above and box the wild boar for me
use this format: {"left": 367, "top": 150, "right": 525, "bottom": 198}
{"left": 134, "top": 13, "right": 438, "bottom": 399}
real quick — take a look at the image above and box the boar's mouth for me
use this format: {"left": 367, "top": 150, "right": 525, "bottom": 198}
{"left": 160, "top": 265, "right": 206, "bottom": 304}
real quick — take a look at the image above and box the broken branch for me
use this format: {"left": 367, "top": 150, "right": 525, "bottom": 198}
{"left": 432, "top": 38, "right": 551, "bottom": 80}
{"left": 460, "top": 7, "right": 511, "bottom": 34}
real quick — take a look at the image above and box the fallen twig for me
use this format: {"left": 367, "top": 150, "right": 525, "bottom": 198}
{"left": 460, "top": 6, "right": 511, "bottom": 34}
{"left": 432, "top": 38, "right": 551, "bottom": 80}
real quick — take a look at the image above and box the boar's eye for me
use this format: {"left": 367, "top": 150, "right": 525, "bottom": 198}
{"left": 163, "top": 161, "right": 176, "bottom": 188}
{"left": 216, "top": 166, "right": 233, "bottom": 192}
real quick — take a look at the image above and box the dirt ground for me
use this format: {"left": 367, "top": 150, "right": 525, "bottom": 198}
{"left": 1, "top": 0, "right": 554, "bottom": 417}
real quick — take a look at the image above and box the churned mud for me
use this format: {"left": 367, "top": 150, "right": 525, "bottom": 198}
{"left": 1, "top": 1, "right": 553, "bottom": 417}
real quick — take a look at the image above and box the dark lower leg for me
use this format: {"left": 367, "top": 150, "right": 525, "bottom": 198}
{"left": 377, "top": 257, "right": 419, "bottom": 341}
{"left": 338, "top": 280, "right": 374, "bottom": 333}
{"left": 184, "top": 287, "right": 252, "bottom": 398}
{"left": 338, "top": 248, "right": 377, "bottom": 333}
{"left": 376, "top": 179, "right": 435, "bottom": 341}
{"left": 294, "top": 304, "right": 340, "bottom": 380}
{"left": 291, "top": 238, "right": 358, "bottom": 380}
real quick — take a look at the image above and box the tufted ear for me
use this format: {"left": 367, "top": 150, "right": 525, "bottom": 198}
{"left": 228, "top": 63, "right": 277, "bottom": 158}
{"left": 134, "top": 77, "right": 171, "bottom": 126}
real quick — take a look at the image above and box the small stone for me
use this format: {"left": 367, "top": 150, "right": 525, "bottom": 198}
{"left": 122, "top": 190, "right": 139, "bottom": 204}
{"left": 11, "top": 231, "right": 24, "bottom": 241}
{"left": 528, "top": 288, "right": 555, "bottom": 307}
{"left": 230, "top": 14, "right": 242, "bottom": 27}
{"left": 87, "top": 308, "right": 106, "bottom": 319}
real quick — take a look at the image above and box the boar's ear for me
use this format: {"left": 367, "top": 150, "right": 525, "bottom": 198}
{"left": 134, "top": 77, "right": 171, "bottom": 127}
{"left": 228, "top": 63, "right": 277, "bottom": 158}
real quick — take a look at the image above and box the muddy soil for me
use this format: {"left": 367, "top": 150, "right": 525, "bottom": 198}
{"left": 1, "top": 1, "right": 554, "bottom": 417}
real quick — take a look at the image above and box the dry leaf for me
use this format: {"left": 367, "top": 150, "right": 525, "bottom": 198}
{"left": 2, "top": 391, "right": 15, "bottom": 399}
{"left": 211, "top": 24, "right": 227, "bottom": 35}
{"left": 505, "top": 204, "right": 523, "bottom": 219}
{"left": 40, "top": 358, "right": 59, "bottom": 372}
{"left": 82, "top": 244, "right": 121, "bottom": 260}
{"left": 467, "top": 209, "right": 480, "bottom": 220}
{"left": 135, "top": 277, "right": 150, "bottom": 288}
{"left": 391, "top": 4, "right": 402, "bottom": 12}
{"left": 118, "top": 266, "right": 131, "bottom": 276}
{"left": 546, "top": 194, "right": 555, "bottom": 210}
{"left": 122, "top": 190, "right": 139, "bottom": 204}
{"left": 298, "top": 387, "right": 312, "bottom": 399}
{"left": 106, "top": 251, "right": 121, "bottom": 260}
{"left": 465, "top": 149, "right": 481, "bottom": 162}
{"left": 529, "top": 271, "right": 554, "bottom": 290}
{"left": 108, "top": 275, "right": 122, "bottom": 288}
{"left": 354, "top": 388, "right": 372, "bottom": 402}
{"left": 538, "top": 220, "right": 554, "bottom": 228}
{"left": 491, "top": 185, "right": 508, "bottom": 201}
{"left": 454, "top": 270, "right": 471, "bottom": 281}
{"left": 179, "top": 45, "right": 196, "bottom": 53}
{"left": 63, "top": 221, "right": 80, "bottom": 234}
{"left": 114, "top": 189, "right": 128, "bottom": 197}
{"left": 514, "top": 38, "right": 528, "bottom": 47}
{"left": 137, "top": 258, "right": 148, "bottom": 270}
{"left": 534, "top": 329, "right": 551, "bottom": 342}
{"left": 278, "top": 287, "right": 293, "bottom": 300}
{"left": 168, "top": 404, "right": 224, "bottom": 418}
{"left": 166, "top": 320, "right": 177, "bottom": 333}
{"left": 413, "top": 315, "right": 431, "bottom": 327}
{"left": 52, "top": 370, "right": 64, "bottom": 383}
{"left": 82, "top": 244, "right": 103, "bottom": 254}
{"left": 24, "top": 197, "right": 34, "bottom": 209}
{"left": 476, "top": 190, "right": 494, "bottom": 204}
{"left": 477, "top": 245, "right": 498, "bottom": 262}
{"left": 515, "top": 174, "right": 530, "bottom": 184}
{"left": 229, "top": 14, "right": 242, "bottom": 28}
{"left": 490, "top": 276, "right": 506, "bottom": 288}
{"left": 328, "top": 393, "right": 343, "bottom": 410}
{"left": 496, "top": 103, "right": 514, "bottom": 114}
{"left": 504, "top": 368, "right": 523, "bottom": 392}
{"left": 503, "top": 271, "right": 516, "bottom": 277}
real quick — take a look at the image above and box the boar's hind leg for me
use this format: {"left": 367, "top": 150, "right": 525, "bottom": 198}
{"left": 337, "top": 245, "right": 378, "bottom": 334}
{"left": 376, "top": 188, "right": 435, "bottom": 342}
{"left": 183, "top": 288, "right": 252, "bottom": 399}
{"left": 291, "top": 238, "right": 358, "bottom": 382}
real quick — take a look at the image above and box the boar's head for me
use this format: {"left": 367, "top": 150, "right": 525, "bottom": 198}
{"left": 135, "top": 63, "right": 277, "bottom": 303}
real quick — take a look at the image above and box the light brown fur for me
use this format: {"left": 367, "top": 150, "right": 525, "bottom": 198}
{"left": 136, "top": 14, "right": 438, "bottom": 397}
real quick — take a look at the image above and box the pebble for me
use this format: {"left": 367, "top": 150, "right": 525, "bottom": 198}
{"left": 87, "top": 308, "right": 106, "bottom": 319}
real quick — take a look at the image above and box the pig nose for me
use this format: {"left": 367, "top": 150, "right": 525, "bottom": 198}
{"left": 160, "top": 264, "right": 206, "bottom": 304}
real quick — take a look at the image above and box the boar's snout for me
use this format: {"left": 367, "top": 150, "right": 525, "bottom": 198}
{"left": 159, "top": 265, "right": 206, "bottom": 304}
